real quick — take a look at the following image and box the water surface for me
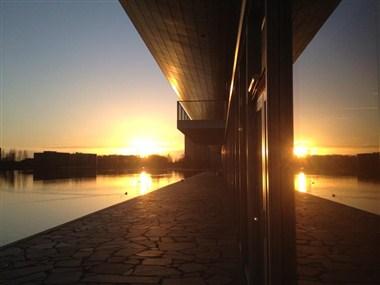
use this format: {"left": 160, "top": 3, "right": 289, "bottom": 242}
{"left": 0, "top": 171, "right": 183, "bottom": 247}
{"left": 295, "top": 172, "right": 380, "bottom": 215}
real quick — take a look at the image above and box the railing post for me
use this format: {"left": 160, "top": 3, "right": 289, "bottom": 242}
{"left": 177, "top": 101, "right": 179, "bottom": 121}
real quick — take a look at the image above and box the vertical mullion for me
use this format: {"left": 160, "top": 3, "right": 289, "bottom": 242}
{"left": 265, "top": 0, "right": 296, "bottom": 283}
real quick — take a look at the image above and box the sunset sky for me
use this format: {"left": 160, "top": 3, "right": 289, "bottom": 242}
{"left": 0, "top": 0, "right": 379, "bottom": 157}
{"left": 0, "top": 1, "right": 182, "bottom": 157}
{"left": 293, "top": 0, "right": 379, "bottom": 155}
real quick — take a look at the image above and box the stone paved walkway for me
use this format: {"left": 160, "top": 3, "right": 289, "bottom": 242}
{"left": 0, "top": 173, "right": 244, "bottom": 285}
{"left": 296, "top": 193, "right": 380, "bottom": 284}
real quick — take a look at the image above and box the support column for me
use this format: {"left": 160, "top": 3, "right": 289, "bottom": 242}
{"left": 265, "top": 0, "right": 296, "bottom": 283}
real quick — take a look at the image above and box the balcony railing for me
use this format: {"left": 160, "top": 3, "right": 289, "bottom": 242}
{"left": 177, "top": 101, "right": 191, "bottom": 121}
{"left": 177, "top": 100, "right": 226, "bottom": 121}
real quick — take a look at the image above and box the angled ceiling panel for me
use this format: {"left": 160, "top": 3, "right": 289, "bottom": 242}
{"left": 120, "top": 0, "right": 239, "bottom": 119}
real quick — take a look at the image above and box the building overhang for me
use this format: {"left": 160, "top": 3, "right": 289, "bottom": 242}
{"left": 119, "top": 0, "right": 341, "bottom": 140}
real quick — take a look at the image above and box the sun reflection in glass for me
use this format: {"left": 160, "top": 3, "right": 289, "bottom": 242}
{"left": 138, "top": 171, "right": 152, "bottom": 195}
{"left": 294, "top": 145, "right": 308, "bottom": 158}
{"left": 295, "top": 172, "right": 308, "bottom": 193}
{"left": 293, "top": 141, "right": 318, "bottom": 158}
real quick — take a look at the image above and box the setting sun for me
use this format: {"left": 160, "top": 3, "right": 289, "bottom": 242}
{"left": 293, "top": 141, "right": 319, "bottom": 158}
{"left": 129, "top": 137, "right": 163, "bottom": 157}
{"left": 294, "top": 145, "right": 308, "bottom": 158}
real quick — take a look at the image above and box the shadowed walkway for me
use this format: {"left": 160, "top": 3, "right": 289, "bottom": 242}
{"left": 0, "top": 173, "right": 244, "bottom": 285}
{"left": 296, "top": 193, "right": 380, "bottom": 284}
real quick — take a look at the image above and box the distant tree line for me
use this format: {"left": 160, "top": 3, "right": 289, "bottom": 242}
{"left": 295, "top": 153, "right": 380, "bottom": 179}
{"left": 0, "top": 148, "right": 33, "bottom": 171}
{"left": 0, "top": 149, "right": 30, "bottom": 161}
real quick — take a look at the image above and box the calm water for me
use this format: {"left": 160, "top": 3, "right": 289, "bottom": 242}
{"left": 0, "top": 171, "right": 184, "bottom": 247}
{"left": 295, "top": 172, "right": 380, "bottom": 215}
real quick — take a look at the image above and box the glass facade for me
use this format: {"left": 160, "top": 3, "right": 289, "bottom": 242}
{"left": 293, "top": 0, "right": 380, "bottom": 213}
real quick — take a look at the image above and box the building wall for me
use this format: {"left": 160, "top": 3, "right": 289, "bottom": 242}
{"left": 222, "top": 0, "right": 296, "bottom": 284}
{"left": 184, "top": 136, "right": 221, "bottom": 169}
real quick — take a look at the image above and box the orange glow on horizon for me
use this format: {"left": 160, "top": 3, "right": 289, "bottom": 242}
{"left": 293, "top": 141, "right": 319, "bottom": 158}
{"left": 128, "top": 137, "right": 163, "bottom": 157}
{"left": 103, "top": 117, "right": 183, "bottom": 158}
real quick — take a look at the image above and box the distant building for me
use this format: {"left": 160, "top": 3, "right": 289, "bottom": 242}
{"left": 34, "top": 151, "right": 97, "bottom": 170}
{"left": 33, "top": 151, "right": 97, "bottom": 180}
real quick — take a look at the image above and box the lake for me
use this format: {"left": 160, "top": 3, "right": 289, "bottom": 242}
{"left": 295, "top": 172, "right": 380, "bottom": 215}
{"left": 0, "top": 170, "right": 184, "bottom": 247}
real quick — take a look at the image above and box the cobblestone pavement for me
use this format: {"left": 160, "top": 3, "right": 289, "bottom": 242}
{"left": 296, "top": 193, "right": 380, "bottom": 284}
{"left": 0, "top": 173, "right": 244, "bottom": 285}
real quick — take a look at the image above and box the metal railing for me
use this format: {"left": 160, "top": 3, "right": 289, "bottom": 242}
{"left": 177, "top": 100, "right": 226, "bottom": 121}
{"left": 177, "top": 101, "right": 191, "bottom": 121}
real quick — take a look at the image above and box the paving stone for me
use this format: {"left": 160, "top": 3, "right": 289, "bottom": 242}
{"left": 179, "top": 263, "right": 207, "bottom": 272}
{"left": 163, "top": 252, "right": 194, "bottom": 262}
{"left": 142, "top": 258, "right": 172, "bottom": 266}
{"left": 30, "top": 242, "right": 56, "bottom": 250}
{"left": 108, "top": 256, "right": 126, "bottom": 263}
{"left": 0, "top": 247, "right": 23, "bottom": 257}
{"left": 158, "top": 242, "right": 195, "bottom": 251}
{"left": 26, "top": 248, "right": 57, "bottom": 258}
{"left": 9, "top": 271, "right": 47, "bottom": 284}
{"left": 55, "top": 259, "right": 82, "bottom": 267}
{"left": 126, "top": 242, "right": 147, "bottom": 250}
{"left": 0, "top": 265, "right": 52, "bottom": 280}
{"left": 162, "top": 277, "right": 206, "bottom": 285}
{"left": 83, "top": 274, "right": 160, "bottom": 283}
{"left": 90, "top": 263, "right": 133, "bottom": 274}
{"left": 136, "top": 250, "right": 163, "bottom": 257}
{"left": 125, "top": 258, "right": 141, "bottom": 265}
{"left": 45, "top": 271, "right": 82, "bottom": 284}
{"left": 115, "top": 247, "right": 144, "bottom": 257}
{"left": 133, "top": 265, "right": 180, "bottom": 276}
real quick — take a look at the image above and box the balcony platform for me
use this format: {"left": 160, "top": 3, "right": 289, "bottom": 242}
{"left": 176, "top": 100, "right": 226, "bottom": 145}
{"left": 177, "top": 120, "right": 224, "bottom": 145}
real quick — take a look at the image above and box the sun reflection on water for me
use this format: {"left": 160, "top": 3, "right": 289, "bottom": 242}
{"left": 137, "top": 171, "right": 152, "bottom": 194}
{"left": 294, "top": 172, "right": 308, "bottom": 193}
